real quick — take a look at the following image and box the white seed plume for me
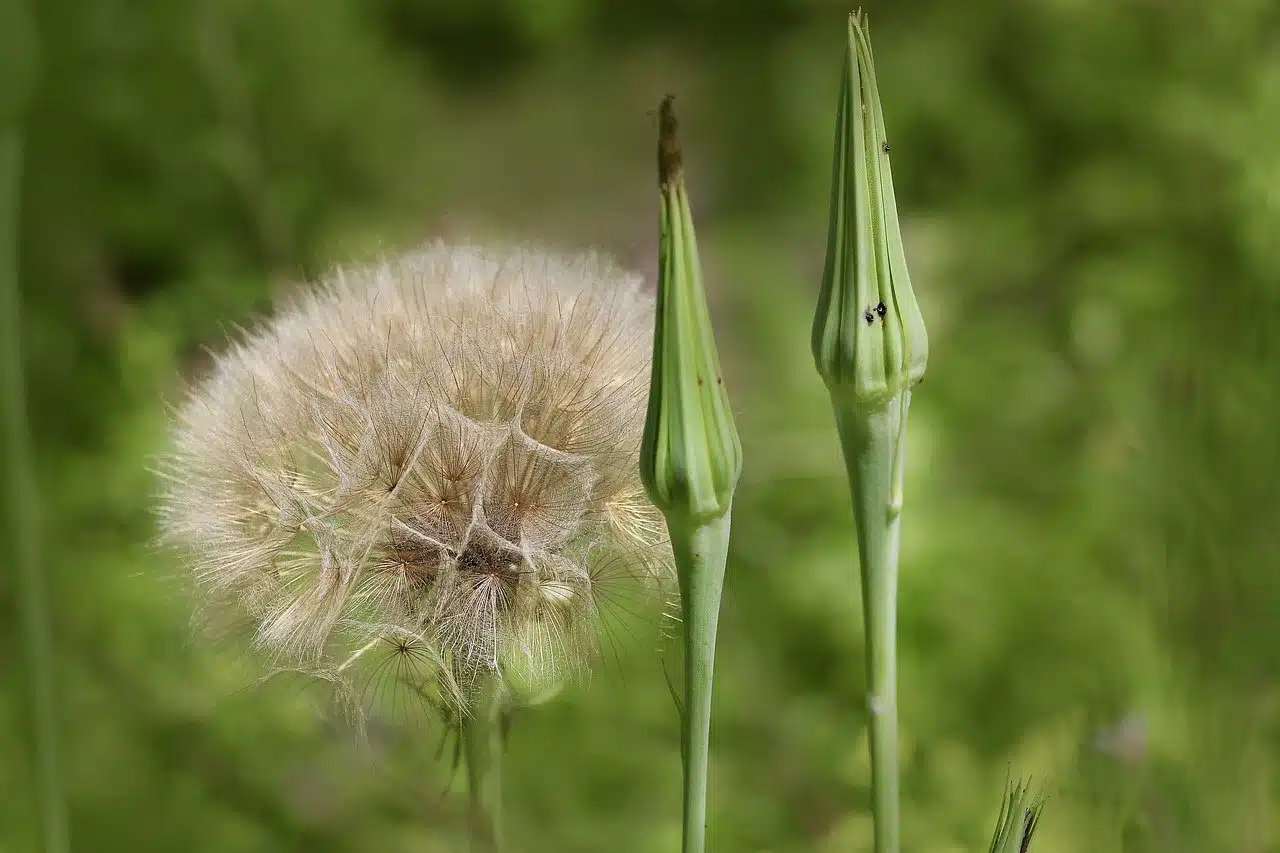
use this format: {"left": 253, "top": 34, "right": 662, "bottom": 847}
{"left": 157, "top": 242, "right": 672, "bottom": 715}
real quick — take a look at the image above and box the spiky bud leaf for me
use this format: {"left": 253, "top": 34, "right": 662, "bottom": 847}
{"left": 640, "top": 96, "right": 743, "bottom": 525}
{"left": 813, "top": 11, "right": 928, "bottom": 411}
{"left": 987, "top": 777, "right": 1046, "bottom": 853}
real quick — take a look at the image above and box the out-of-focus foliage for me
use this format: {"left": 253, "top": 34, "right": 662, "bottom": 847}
{"left": 4, "top": 0, "right": 1279, "bottom": 851}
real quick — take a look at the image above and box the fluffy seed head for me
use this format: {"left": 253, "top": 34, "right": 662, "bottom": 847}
{"left": 157, "top": 242, "right": 672, "bottom": 716}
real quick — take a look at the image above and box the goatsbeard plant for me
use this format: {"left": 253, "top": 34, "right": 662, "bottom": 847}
{"left": 640, "top": 96, "right": 743, "bottom": 853}
{"left": 812, "top": 12, "right": 928, "bottom": 853}
{"left": 158, "top": 243, "right": 674, "bottom": 851}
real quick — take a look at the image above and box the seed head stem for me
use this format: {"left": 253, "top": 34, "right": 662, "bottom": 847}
{"left": 463, "top": 678, "right": 506, "bottom": 853}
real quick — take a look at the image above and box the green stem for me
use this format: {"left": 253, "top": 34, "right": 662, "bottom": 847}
{"left": 462, "top": 680, "right": 505, "bottom": 853}
{"left": 670, "top": 511, "right": 732, "bottom": 853}
{"left": 833, "top": 391, "right": 909, "bottom": 853}
{"left": 2, "top": 131, "right": 69, "bottom": 853}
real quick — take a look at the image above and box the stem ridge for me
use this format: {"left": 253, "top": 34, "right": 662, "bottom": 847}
{"left": 835, "top": 393, "right": 909, "bottom": 853}
{"left": 672, "top": 514, "right": 732, "bottom": 853}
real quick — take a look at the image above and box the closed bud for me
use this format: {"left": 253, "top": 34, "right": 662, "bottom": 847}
{"left": 641, "top": 96, "right": 738, "bottom": 853}
{"left": 813, "top": 11, "right": 928, "bottom": 410}
{"left": 640, "top": 96, "right": 742, "bottom": 524}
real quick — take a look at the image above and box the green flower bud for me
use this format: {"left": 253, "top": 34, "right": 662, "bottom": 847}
{"left": 640, "top": 96, "right": 743, "bottom": 524}
{"left": 812, "top": 11, "right": 928, "bottom": 410}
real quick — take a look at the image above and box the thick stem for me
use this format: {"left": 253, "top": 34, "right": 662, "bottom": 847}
{"left": 2, "top": 129, "right": 70, "bottom": 853}
{"left": 670, "top": 512, "right": 732, "bottom": 853}
{"left": 463, "top": 680, "right": 505, "bottom": 853}
{"left": 834, "top": 392, "right": 909, "bottom": 853}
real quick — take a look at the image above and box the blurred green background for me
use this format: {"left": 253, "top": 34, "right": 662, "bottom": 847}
{"left": 4, "top": 0, "right": 1280, "bottom": 850}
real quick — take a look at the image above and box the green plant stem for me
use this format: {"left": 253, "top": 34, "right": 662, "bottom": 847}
{"left": 2, "top": 130, "right": 70, "bottom": 853}
{"left": 833, "top": 390, "right": 910, "bottom": 853}
{"left": 462, "top": 679, "right": 505, "bottom": 853}
{"left": 670, "top": 511, "right": 732, "bottom": 853}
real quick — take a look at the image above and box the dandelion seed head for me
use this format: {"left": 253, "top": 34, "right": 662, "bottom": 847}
{"left": 158, "top": 242, "right": 672, "bottom": 716}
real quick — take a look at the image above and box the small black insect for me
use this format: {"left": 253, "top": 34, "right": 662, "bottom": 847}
{"left": 881, "top": 141, "right": 891, "bottom": 153}
{"left": 875, "top": 301, "right": 887, "bottom": 318}
{"left": 863, "top": 309, "right": 875, "bottom": 325}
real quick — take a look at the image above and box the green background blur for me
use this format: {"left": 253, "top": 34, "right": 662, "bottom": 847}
{"left": 4, "top": 0, "right": 1280, "bottom": 850}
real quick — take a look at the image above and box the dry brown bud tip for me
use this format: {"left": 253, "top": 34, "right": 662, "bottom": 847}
{"left": 658, "top": 94, "right": 683, "bottom": 190}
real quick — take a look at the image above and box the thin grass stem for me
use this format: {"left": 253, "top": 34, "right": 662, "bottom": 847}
{"left": 2, "top": 127, "right": 71, "bottom": 853}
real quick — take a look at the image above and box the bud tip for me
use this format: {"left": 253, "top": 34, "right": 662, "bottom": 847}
{"left": 658, "top": 94, "right": 683, "bottom": 191}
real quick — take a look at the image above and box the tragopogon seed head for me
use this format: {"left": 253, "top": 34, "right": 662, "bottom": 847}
{"left": 157, "top": 242, "right": 673, "bottom": 716}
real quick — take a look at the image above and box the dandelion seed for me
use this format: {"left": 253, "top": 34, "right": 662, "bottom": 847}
{"left": 157, "top": 242, "right": 674, "bottom": 718}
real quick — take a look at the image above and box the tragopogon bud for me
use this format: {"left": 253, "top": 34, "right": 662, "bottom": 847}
{"left": 639, "top": 96, "right": 743, "bottom": 525}
{"left": 813, "top": 15, "right": 928, "bottom": 853}
{"left": 812, "top": 11, "right": 928, "bottom": 410}
{"left": 157, "top": 243, "right": 673, "bottom": 718}
{"left": 642, "top": 95, "right": 740, "bottom": 853}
